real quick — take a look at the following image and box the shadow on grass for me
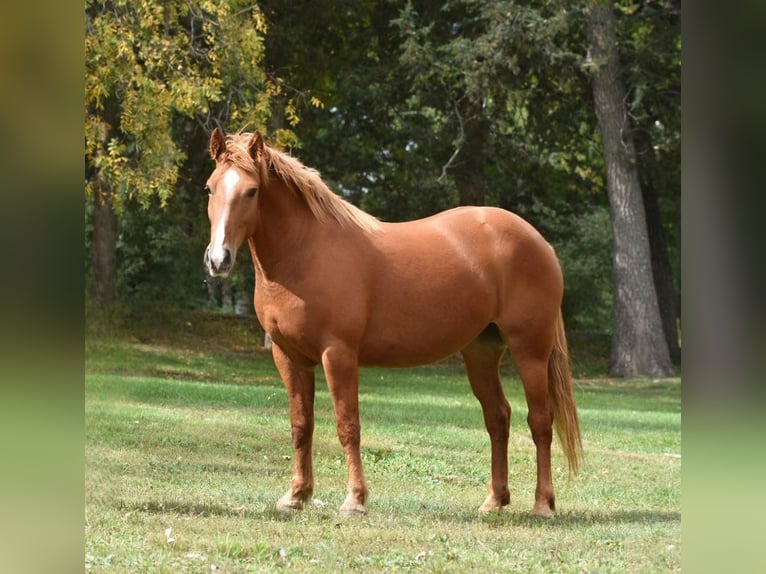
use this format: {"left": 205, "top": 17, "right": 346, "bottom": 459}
{"left": 126, "top": 498, "right": 679, "bottom": 529}
{"left": 407, "top": 506, "right": 681, "bottom": 529}
{"left": 474, "top": 508, "right": 681, "bottom": 528}
{"left": 125, "top": 500, "right": 253, "bottom": 518}
{"left": 124, "top": 499, "right": 353, "bottom": 524}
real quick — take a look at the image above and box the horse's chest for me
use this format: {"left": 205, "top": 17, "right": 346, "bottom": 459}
{"left": 254, "top": 284, "right": 318, "bottom": 357}
{"left": 255, "top": 285, "right": 303, "bottom": 328}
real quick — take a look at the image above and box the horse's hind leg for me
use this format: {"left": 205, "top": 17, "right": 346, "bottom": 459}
{"left": 509, "top": 341, "right": 557, "bottom": 518}
{"left": 461, "top": 331, "right": 511, "bottom": 513}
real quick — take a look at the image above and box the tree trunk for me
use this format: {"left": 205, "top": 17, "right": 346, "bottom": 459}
{"left": 91, "top": 183, "right": 118, "bottom": 306}
{"left": 586, "top": 1, "right": 674, "bottom": 377}
{"left": 632, "top": 127, "right": 681, "bottom": 362}
{"left": 641, "top": 176, "right": 681, "bottom": 362}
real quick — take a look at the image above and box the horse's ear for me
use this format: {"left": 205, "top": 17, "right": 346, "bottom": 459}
{"left": 248, "top": 131, "right": 265, "bottom": 164}
{"left": 210, "top": 127, "right": 226, "bottom": 161}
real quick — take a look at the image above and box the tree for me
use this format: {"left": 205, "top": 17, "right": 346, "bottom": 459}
{"left": 85, "top": 0, "right": 292, "bottom": 305}
{"left": 585, "top": 0, "right": 674, "bottom": 376}
{"left": 617, "top": 1, "right": 682, "bottom": 361}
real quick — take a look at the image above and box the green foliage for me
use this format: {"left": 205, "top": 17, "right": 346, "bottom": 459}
{"left": 113, "top": 194, "right": 208, "bottom": 308}
{"left": 85, "top": 0, "right": 284, "bottom": 211}
{"left": 85, "top": 0, "right": 298, "bottom": 309}
{"left": 393, "top": 0, "right": 603, "bottom": 196}
{"left": 557, "top": 207, "right": 614, "bottom": 332}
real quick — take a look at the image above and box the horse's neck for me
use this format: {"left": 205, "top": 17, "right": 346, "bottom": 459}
{"left": 249, "top": 179, "right": 321, "bottom": 281}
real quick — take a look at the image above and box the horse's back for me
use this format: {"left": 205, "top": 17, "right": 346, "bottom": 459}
{"left": 376, "top": 206, "right": 561, "bottom": 297}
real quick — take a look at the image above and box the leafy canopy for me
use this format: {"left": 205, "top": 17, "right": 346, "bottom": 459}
{"left": 85, "top": 0, "right": 295, "bottom": 211}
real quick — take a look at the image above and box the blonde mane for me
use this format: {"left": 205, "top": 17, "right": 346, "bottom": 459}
{"left": 224, "top": 133, "right": 382, "bottom": 234}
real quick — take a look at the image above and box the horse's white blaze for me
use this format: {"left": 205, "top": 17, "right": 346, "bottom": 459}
{"left": 208, "top": 168, "right": 240, "bottom": 268}
{"left": 222, "top": 167, "right": 240, "bottom": 196}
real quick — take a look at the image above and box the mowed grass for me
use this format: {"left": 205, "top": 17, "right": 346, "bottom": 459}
{"left": 85, "top": 320, "right": 680, "bottom": 573}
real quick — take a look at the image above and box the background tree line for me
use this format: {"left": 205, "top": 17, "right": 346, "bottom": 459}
{"left": 85, "top": 0, "right": 680, "bottom": 376}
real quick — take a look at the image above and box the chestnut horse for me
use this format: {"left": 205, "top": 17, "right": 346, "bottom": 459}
{"left": 203, "top": 128, "right": 582, "bottom": 518}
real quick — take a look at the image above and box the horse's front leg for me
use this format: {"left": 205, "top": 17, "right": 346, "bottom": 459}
{"left": 322, "top": 345, "right": 368, "bottom": 516}
{"left": 272, "top": 344, "right": 316, "bottom": 512}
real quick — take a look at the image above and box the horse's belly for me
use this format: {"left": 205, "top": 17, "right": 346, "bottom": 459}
{"left": 358, "top": 330, "right": 481, "bottom": 367}
{"left": 357, "top": 292, "right": 494, "bottom": 367}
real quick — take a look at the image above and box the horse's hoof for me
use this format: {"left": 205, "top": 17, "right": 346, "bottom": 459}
{"left": 339, "top": 501, "right": 368, "bottom": 516}
{"left": 478, "top": 493, "right": 509, "bottom": 514}
{"left": 530, "top": 504, "right": 555, "bottom": 519}
{"left": 478, "top": 501, "right": 503, "bottom": 514}
{"left": 275, "top": 494, "right": 305, "bottom": 512}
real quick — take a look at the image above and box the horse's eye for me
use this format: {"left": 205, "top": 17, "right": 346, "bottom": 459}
{"left": 246, "top": 187, "right": 257, "bottom": 198}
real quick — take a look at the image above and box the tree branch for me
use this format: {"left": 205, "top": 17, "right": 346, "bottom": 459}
{"left": 438, "top": 97, "right": 466, "bottom": 181}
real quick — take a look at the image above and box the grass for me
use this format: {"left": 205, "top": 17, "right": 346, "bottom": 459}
{"left": 85, "top": 310, "right": 680, "bottom": 572}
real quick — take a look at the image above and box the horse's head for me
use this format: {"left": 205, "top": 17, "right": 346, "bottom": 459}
{"left": 203, "top": 128, "right": 266, "bottom": 277}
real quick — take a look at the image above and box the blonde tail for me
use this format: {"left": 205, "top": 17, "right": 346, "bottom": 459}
{"left": 548, "top": 311, "right": 583, "bottom": 475}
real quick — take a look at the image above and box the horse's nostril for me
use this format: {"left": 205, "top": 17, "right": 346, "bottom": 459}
{"left": 222, "top": 249, "right": 231, "bottom": 266}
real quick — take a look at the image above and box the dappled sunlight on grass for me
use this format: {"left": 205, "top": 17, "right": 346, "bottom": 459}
{"left": 85, "top": 331, "right": 680, "bottom": 572}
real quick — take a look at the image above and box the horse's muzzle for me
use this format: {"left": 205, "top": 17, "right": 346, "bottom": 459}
{"left": 204, "top": 245, "right": 233, "bottom": 277}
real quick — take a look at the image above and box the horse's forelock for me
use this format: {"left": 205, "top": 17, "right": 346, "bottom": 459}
{"left": 223, "top": 133, "right": 268, "bottom": 185}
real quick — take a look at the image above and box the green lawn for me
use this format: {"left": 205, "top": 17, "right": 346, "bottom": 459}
{"left": 85, "top": 322, "right": 680, "bottom": 573}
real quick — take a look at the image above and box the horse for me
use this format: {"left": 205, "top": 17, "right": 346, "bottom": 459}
{"left": 203, "top": 128, "right": 582, "bottom": 518}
